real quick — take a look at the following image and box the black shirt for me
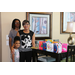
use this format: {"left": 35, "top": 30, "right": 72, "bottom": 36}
{"left": 18, "top": 30, "right": 34, "bottom": 52}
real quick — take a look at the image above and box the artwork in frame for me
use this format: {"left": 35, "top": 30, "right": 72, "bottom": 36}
{"left": 60, "top": 12, "right": 75, "bottom": 34}
{"left": 26, "top": 12, "right": 52, "bottom": 40}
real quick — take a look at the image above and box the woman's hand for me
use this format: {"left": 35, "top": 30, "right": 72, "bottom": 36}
{"left": 11, "top": 44, "right": 15, "bottom": 62}
{"left": 11, "top": 46, "right": 15, "bottom": 62}
{"left": 11, "top": 46, "right": 14, "bottom": 55}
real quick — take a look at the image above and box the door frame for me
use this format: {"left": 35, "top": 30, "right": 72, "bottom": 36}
{"left": 0, "top": 12, "right": 2, "bottom": 62}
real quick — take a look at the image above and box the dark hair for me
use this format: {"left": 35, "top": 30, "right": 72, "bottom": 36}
{"left": 14, "top": 36, "right": 20, "bottom": 43}
{"left": 12, "top": 19, "right": 21, "bottom": 29}
{"left": 22, "top": 20, "right": 30, "bottom": 26}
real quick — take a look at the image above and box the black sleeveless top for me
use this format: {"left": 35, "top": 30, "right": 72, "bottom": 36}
{"left": 18, "top": 30, "right": 34, "bottom": 52}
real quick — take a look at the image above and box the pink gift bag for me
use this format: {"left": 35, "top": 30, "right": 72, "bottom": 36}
{"left": 39, "top": 41, "right": 45, "bottom": 50}
{"left": 62, "top": 43, "right": 68, "bottom": 52}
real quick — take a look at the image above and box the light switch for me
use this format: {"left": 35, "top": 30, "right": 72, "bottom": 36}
{"left": 6, "top": 41, "right": 9, "bottom": 46}
{"left": 6, "top": 35, "right": 9, "bottom": 40}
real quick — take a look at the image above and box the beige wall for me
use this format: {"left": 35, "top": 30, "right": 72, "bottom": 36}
{"left": 0, "top": 12, "right": 2, "bottom": 62}
{"left": 1, "top": 12, "right": 75, "bottom": 62}
{"left": 53, "top": 12, "right": 68, "bottom": 43}
{"left": 52, "top": 12, "right": 75, "bottom": 43}
{"left": 1, "top": 12, "right": 26, "bottom": 62}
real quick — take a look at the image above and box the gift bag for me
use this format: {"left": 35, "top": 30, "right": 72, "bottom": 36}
{"left": 39, "top": 41, "right": 44, "bottom": 50}
{"left": 45, "top": 39, "right": 53, "bottom": 43}
{"left": 62, "top": 43, "right": 68, "bottom": 52}
{"left": 35, "top": 40, "right": 39, "bottom": 48}
{"left": 43, "top": 42, "right": 47, "bottom": 51}
{"left": 47, "top": 43, "right": 54, "bottom": 52}
{"left": 53, "top": 41, "right": 58, "bottom": 43}
{"left": 54, "top": 43, "right": 57, "bottom": 53}
{"left": 53, "top": 39, "right": 59, "bottom": 42}
{"left": 54, "top": 43, "right": 62, "bottom": 53}
{"left": 56, "top": 43, "right": 62, "bottom": 53}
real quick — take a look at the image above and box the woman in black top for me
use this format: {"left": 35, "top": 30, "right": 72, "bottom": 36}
{"left": 17, "top": 20, "right": 35, "bottom": 62}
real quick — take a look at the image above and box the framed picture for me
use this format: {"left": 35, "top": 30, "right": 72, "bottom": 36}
{"left": 26, "top": 12, "right": 52, "bottom": 40}
{"left": 60, "top": 12, "right": 75, "bottom": 34}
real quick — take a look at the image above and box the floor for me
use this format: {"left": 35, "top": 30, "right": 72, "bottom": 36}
{"left": 61, "top": 56, "right": 74, "bottom": 62}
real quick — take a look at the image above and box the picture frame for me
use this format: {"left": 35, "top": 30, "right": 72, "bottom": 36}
{"left": 60, "top": 12, "right": 75, "bottom": 34}
{"left": 26, "top": 12, "right": 52, "bottom": 40}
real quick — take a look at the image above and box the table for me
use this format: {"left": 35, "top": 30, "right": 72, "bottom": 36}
{"left": 32, "top": 49, "right": 67, "bottom": 62}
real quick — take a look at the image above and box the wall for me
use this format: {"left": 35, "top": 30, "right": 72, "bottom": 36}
{"left": 1, "top": 12, "right": 26, "bottom": 62}
{"left": 0, "top": 12, "right": 2, "bottom": 62}
{"left": 52, "top": 12, "right": 75, "bottom": 43}
{"left": 1, "top": 12, "right": 75, "bottom": 62}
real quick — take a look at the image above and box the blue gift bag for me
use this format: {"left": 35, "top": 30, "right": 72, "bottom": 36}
{"left": 54, "top": 43, "right": 57, "bottom": 53}
{"left": 43, "top": 43, "right": 47, "bottom": 51}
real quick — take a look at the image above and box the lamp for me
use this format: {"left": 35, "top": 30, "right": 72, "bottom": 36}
{"left": 66, "top": 22, "right": 75, "bottom": 45}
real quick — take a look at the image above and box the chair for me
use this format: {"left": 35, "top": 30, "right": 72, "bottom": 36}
{"left": 66, "top": 45, "right": 75, "bottom": 62}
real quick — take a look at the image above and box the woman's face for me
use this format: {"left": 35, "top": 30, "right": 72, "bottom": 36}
{"left": 15, "top": 20, "right": 20, "bottom": 28}
{"left": 23, "top": 22, "right": 30, "bottom": 30}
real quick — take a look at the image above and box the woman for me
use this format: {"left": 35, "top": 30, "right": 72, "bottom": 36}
{"left": 17, "top": 20, "right": 35, "bottom": 62}
{"left": 9, "top": 19, "right": 21, "bottom": 54}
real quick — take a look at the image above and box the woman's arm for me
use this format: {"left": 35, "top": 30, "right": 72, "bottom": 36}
{"left": 9, "top": 37, "right": 12, "bottom": 53}
{"left": 32, "top": 34, "right": 35, "bottom": 47}
{"left": 12, "top": 48, "right": 15, "bottom": 62}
